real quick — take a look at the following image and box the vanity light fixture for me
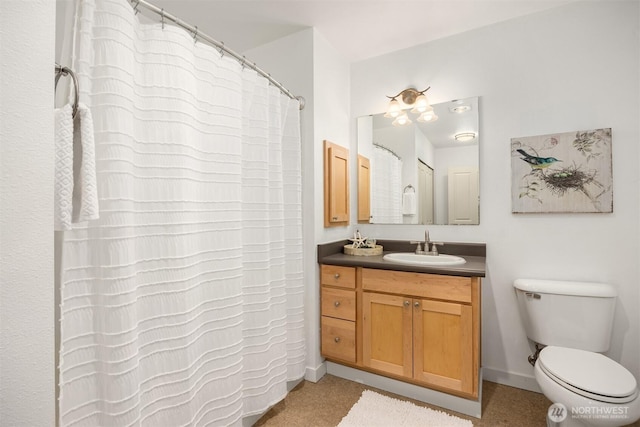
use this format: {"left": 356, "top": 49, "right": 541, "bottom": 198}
{"left": 454, "top": 132, "right": 476, "bottom": 142}
{"left": 384, "top": 87, "right": 437, "bottom": 125}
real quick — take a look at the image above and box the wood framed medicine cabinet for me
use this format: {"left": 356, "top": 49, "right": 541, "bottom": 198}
{"left": 324, "top": 140, "right": 350, "bottom": 227}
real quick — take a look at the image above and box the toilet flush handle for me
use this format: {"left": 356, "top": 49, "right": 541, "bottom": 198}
{"left": 525, "top": 292, "right": 541, "bottom": 300}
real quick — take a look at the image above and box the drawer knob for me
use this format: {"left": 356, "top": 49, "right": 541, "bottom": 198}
{"left": 414, "top": 301, "right": 420, "bottom": 308}
{"left": 334, "top": 301, "right": 341, "bottom": 307}
{"left": 404, "top": 300, "right": 410, "bottom": 307}
{"left": 334, "top": 337, "right": 341, "bottom": 343}
{"left": 334, "top": 273, "right": 340, "bottom": 279}
{"left": 332, "top": 216, "right": 338, "bottom": 221}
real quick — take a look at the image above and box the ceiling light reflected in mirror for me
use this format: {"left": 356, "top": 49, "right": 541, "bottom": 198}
{"left": 454, "top": 132, "right": 476, "bottom": 142}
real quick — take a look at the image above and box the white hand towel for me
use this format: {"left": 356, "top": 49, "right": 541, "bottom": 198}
{"left": 402, "top": 192, "right": 416, "bottom": 215}
{"left": 54, "top": 104, "right": 74, "bottom": 230}
{"left": 71, "top": 103, "right": 99, "bottom": 224}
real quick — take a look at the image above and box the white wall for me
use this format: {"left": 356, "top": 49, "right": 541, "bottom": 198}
{"left": 351, "top": 0, "right": 640, "bottom": 388}
{"left": 309, "top": 29, "right": 352, "bottom": 377}
{"left": 0, "top": 1, "right": 56, "bottom": 425}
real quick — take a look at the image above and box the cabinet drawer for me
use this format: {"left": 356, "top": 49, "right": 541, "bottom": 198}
{"left": 321, "top": 316, "right": 356, "bottom": 362}
{"left": 362, "top": 268, "right": 471, "bottom": 303}
{"left": 321, "top": 265, "right": 356, "bottom": 289}
{"left": 321, "top": 287, "right": 356, "bottom": 321}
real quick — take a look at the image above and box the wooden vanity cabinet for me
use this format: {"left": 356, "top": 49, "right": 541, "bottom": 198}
{"left": 361, "top": 268, "right": 480, "bottom": 398}
{"left": 320, "top": 265, "right": 357, "bottom": 362}
{"left": 324, "top": 140, "right": 349, "bottom": 227}
{"left": 320, "top": 264, "right": 481, "bottom": 400}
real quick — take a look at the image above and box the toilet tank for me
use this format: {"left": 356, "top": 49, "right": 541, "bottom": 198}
{"left": 514, "top": 279, "right": 617, "bottom": 352}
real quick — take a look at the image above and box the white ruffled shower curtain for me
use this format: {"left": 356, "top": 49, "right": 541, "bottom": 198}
{"left": 372, "top": 145, "right": 403, "bottom": 223}
{"left": 58, "top": 0, "right": 304, "bottom": 425}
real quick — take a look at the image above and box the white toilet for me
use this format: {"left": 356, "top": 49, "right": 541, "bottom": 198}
{"left": 514, "top": 279, "right": 640, "bottom": 427}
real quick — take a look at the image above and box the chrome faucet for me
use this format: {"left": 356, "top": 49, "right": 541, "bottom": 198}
{"left": 424, "top": 229, "right": 443, "bottom": 256}
{"left": 411, "top": 229, "right": 432, "bottom": 255}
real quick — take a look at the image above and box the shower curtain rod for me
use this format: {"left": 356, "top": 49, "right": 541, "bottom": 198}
{"left": 374, "top": 143, "right": 401, "bottom": 160}
{"left": 129, "top": 0, "right": 305, "bottom": 110}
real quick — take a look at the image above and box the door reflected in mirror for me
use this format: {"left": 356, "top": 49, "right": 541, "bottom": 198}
{"left": 357, "top": 96, "right": 479, "bottom": 225}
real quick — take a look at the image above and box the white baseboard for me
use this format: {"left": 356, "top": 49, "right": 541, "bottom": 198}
{"left": 482, "top": 367, "right": 542, "bottom": 393}
{"left": 326, "top": 362, "right": 483, "bottom": 419}
{"left": 304, "top": 361, "right": 327, "bottom": 383}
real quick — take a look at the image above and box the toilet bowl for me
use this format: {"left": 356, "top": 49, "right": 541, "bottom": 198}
{"left": 535, "top": 346, "right": 640, "bottom": 427}
{"left": 513, "top": 279, "right": 640, "bottom": 427}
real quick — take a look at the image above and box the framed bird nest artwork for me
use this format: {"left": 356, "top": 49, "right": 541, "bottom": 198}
{"left": 511, "top": 128, "right": 612, "bottom": 213}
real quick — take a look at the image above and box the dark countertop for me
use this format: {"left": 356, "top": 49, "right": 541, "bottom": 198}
{"left": 318, "top": 240, "right": 486, "bottom": 278}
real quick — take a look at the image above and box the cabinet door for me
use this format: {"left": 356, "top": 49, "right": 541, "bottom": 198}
{"left": 413, "top": 299, "right": 474, "bottom": 395}
{"left": 357, "top": 155, "right": 371, "bottom": 223}
{"left": 324, "top": 140, "right": 349, "bottom": 227}
{"left": 362, "top": 292, "right": 412, "bottom": 377}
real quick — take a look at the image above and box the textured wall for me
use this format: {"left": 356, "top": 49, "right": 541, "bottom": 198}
{"left": 0, "top": 0, "right": 55, "bottom": 424}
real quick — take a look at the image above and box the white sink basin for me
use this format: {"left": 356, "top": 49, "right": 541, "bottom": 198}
{"left": 383, "top": 252, "right": 466, "bottom": 266}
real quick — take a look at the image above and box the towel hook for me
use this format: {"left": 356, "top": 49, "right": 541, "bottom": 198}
{"left": 55, "top": 64, "right": 79, "bottom": 119}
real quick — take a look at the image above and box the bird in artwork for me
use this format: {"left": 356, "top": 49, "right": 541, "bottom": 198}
{"left": 516, "top": 149, "right": 562, "bottom": 169}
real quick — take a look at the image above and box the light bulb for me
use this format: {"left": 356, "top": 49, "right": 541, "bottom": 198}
{"left": 384, "top": 99, "right": 401, "bottom": 118}
{"left": 392, "top": 113, "right": 411, "bottom": 126}
{"left": 417, "top": 111, "right": 438, "bottom": 122}
{"left": 411, "top": 94, "right": 430, "bottom": 114}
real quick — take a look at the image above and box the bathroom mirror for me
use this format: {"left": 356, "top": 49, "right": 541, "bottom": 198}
{"left": 357, "top": 96, "right": 479, "bottom": 225}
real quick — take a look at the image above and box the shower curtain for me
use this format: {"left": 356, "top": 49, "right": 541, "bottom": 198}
{"left": 372, "top": 145, "right": 403, "bottom": 223}
{"left": 58, "top": 0, "right": 304, "bottom": 425}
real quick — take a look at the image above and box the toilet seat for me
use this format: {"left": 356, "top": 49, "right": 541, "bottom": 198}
{"left": 538, "top": 346, "right": 638, "bottom": 404}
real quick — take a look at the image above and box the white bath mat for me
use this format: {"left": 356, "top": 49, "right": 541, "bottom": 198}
{"left": 337, "top": 390, "right": 473, "bottom": 427}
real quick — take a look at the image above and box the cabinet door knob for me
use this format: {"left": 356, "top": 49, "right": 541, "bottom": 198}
{"left": 334, "top": 273, "right": 340, "bottom": 279}
{"left": 334, "top": 337, "right": 341, "bottom": 343}
{"left": 404, "top": 300, "right": 410, "bottom": 307}
{"left": 414, "top": 301, "right": 420, "bottom": 308}
{"left": 334, "top": 301, "right": 341, "bottom": 307}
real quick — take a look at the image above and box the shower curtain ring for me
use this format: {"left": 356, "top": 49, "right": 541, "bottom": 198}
{"left": 193, "top": 26, "right": 198, "bottom": 43}
{"left": 241, "top": 56, "right": 247, "bottom": 70}
{"left": 160, "top": 8, "right": 165, "bottom": 29}
{"left": 132, "top": 0, "right": 140, "bottom": 15}
{"left": 218, "top": 42, "right": 225, "bottom": 58}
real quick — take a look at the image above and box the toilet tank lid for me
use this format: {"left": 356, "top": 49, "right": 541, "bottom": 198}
{"left": 514, "top": 279, "right": 617, "bottom": 297}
